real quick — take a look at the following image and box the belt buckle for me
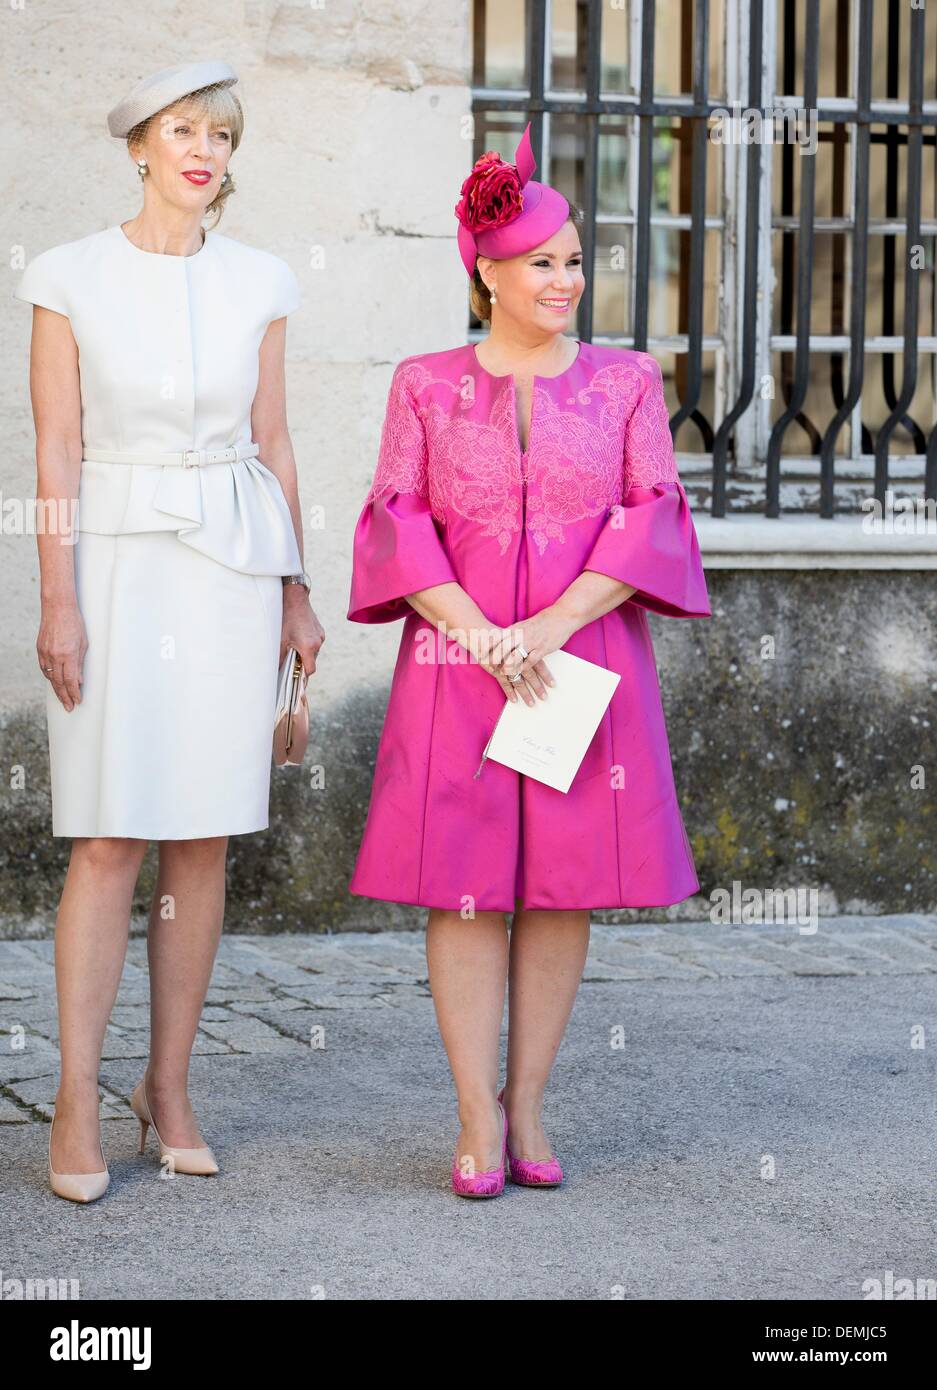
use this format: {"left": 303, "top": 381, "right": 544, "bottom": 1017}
{"left": 182, "top": 449, "right": 200, "bottom": 469}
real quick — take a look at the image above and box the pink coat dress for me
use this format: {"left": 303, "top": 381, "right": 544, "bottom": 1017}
{"left": 346, "top": 340, "right": 711, "bottom": 912}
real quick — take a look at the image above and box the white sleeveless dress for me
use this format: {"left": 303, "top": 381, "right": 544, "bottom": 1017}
{"left": 13, "top": 224, "right": 303, "bottom": 839}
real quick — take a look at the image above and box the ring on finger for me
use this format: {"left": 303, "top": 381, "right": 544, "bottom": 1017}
{"left": 505, "top": 643, "right": 529, "bottom": 681}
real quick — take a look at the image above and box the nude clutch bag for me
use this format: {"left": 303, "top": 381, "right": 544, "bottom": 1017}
{"left": 273, "top": 647, "right": 309, "bottom": 768}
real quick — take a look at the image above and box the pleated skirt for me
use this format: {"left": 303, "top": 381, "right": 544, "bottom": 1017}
{"left": 47, "top": 530, "right": 283, "bottom": 839}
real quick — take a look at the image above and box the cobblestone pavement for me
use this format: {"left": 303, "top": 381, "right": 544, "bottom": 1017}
{"left": 2, "top": 916, "right": 936, "bottom": 1299}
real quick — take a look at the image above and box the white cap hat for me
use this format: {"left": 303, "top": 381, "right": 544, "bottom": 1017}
{"left": 106, "top": 60, "right": 239, "bottom": 138}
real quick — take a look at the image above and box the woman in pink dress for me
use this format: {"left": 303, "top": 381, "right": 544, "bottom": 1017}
{"left": 347, "top": 126, "right": 710, "bottom": 1197}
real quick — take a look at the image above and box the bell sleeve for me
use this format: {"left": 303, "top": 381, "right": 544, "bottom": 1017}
{"left": 347, "top": 360, "right": 458, "bottom": 624}
{"left": 13, "top": 246, "right": 70, "bottom": 317}
{"left": 583, "top": 353, "right": 711, "bottom": 619}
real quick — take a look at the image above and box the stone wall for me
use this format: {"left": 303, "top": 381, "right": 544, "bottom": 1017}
{"left": 3, "top": 569, "right": 934, "bottom": 935}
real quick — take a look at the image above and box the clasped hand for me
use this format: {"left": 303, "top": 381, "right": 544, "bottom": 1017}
{"left": 473, "top": 606, "right": 578, "bottom": 706}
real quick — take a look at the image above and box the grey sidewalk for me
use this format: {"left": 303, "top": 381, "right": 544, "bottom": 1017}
{"left": 2, "top": 916, "right": 936, "bottom": 1300}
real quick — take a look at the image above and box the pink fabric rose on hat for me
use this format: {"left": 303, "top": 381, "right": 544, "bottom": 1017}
{"left": 454, "top": 150, "right": 525, "bottom": 233}
{"left": 452, "top": 123, "right": 570, "bottom": 276}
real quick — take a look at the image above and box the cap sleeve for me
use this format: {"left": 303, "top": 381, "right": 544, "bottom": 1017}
{"left": 13, "top": 246, "right": 70, "bottom": 317}
{"left": 269, "top": 257, "right": 301, "bottom": 319}
{"left": 347, "top": 360, "right": 458, "bottom": 624}
{"left": 582, "top": 353, "right": 710, "bottom": 619}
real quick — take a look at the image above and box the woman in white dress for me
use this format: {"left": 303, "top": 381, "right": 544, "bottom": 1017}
{"left": 13, "top": 61, "right": 324, "bottom": 1201}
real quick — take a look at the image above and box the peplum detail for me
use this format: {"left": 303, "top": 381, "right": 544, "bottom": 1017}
{"left": 77, "top": 455, "right": 302, "bottom": 576}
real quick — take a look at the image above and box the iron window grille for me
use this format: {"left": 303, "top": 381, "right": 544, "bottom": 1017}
{"left": 468, "top": 0, "right": 937, "bottom": 519}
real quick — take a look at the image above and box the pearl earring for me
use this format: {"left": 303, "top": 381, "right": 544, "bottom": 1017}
{"left": 490, "top": 288, "right": 498, "bottom": 304}
{"left": 137, "top": 160, "right": 148, "bottom": 178}
{"left": 221, "top": 172, "right": 230, "bottom": 184}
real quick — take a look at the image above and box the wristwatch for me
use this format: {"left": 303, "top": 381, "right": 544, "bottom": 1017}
{"left": 283, "top": 570, "right": 312, "bottom": 593}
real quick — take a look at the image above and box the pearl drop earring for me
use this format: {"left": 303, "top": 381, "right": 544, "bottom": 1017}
{"left": 490, "top": 288, "right": 498, "bottom": 304}
{"left": 137, "top": 160, "right": 148, "bottom": 179}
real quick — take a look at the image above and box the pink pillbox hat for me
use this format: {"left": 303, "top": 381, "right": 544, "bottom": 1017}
{"left": 454, "top": 122, "right": 570, "bottom": 278}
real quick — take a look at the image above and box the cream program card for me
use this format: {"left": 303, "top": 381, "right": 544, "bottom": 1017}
{"left": 478, "top": 648, "right": 621, "bottom": 793}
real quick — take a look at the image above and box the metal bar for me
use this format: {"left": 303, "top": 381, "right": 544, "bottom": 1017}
{"left": 670, "top": 0, "right": 710, "bottom": 446}
{"left": 526, "top": 0, "right": 547, "bottom": 167}
{"left": 577, "top": 0, "right": 602, "bottom": 343}
{"left": 818, "top": 0, "right": 874, "bottom": 515}
{"left": 874, "top": 0, "right": 926, "bottom": 502}
{"left": 771, "top": 0, "right": 797, "bottom": 505}
{"left": 725, "top": 454, "right": 931, "bottom": 476}
{"left": 595, "top": 212, "right": 726, "bottom": 228}
{"left": 674, "top": 0, "right": 694, "bottom": 413}
{"left": 772, "top": 217, "right": 937, "bottom": 233}
{"left": 711, "top": 0, "right": 764, "bottom": 515}
{"left": 824, "top": 0, "right": 851, "bottom": 480}
{"left": 926, "top": 72, "right": 937, "bottom": 494}
{"left": 765, "top": 0, "right": 821, "bottom": 516}
{"left": 633, "top": 0, "right": 657, "bottom": 350}
{"left": 471, "top": 94, "right": 937, "bottom": 127}
{"left": 774, "top": 334, "right": 937, "bottom": 351}
{"left": 471, "top": 0, "right": 486, "bottom": 89}
{"left": 711, "top": 0, "right": 738, "bottom": 485}
{"left": 751, "top": 0, "right": 777, "bottom": 482}
{"left": 878, "top": 4, "right": 900, "bottom": 436}
{"left": 627, "top": 2, "right": 642, "bottom": 341}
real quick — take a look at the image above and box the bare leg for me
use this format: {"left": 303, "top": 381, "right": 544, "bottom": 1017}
{"left": 143, "top": 836, "right": 227, "bottom": 1147}
{"left": 52, "top": 837, "right": 148, "bottom": 1172}
{"left": 502, "top": 904, "right": 590, "bottom": 1159}
{"left": 426, "top": 908, "right": 509, "bottom": 1173}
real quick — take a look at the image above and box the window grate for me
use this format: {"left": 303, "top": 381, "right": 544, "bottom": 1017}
{"left": 469, "top": 0, "right": 937, "bottom": 518}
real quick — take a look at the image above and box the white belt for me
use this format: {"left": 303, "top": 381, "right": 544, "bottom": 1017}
{"left": 81, "top": 442, "right": 260, "bottom": 469}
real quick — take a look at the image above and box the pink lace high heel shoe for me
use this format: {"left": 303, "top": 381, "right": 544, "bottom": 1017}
{"left": 497, "top": 1087, "right": 564, "bottom": 1188}
{"left": 451, "top": 1098, "right": 507, "bottom": 1198}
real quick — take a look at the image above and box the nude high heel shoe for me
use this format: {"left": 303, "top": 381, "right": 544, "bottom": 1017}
{"left": 48, "top": 1110, "right": 110, "bottom": 1204}
{"left": 130, "top": 1078, "right": 219, "bottom": 1176}
{"left": 497, "top": 1086, "right": 564, "bottom": 1187}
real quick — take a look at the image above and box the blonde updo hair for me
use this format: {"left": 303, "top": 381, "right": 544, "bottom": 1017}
{"left": 126, "top": 81, "right": 244, "bottom": 228}
{"left": 470, "top": 199, "right": 585, "bottom": 322}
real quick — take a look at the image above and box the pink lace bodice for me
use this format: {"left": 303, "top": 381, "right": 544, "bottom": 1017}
{"left": 365, "top": 344, "right": 679, "bottom": 557}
